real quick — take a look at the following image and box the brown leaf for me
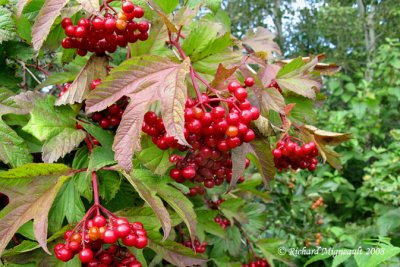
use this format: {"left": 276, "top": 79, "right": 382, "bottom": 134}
{"left": 0, "top": 164, "right": 71, "bottom": 256}
{"left": 147, "top": 0, "right": 177, "bottom": 33}
{"left": 32, "top": 0, "right": 69, "bottom": 51}
{"left": 299, "top": 125, "right": 351, "bottom": 170}
{"left": 122, "top": 170, "right": 172, "bottom": 240}
{"left": 86, "top": 56, "right": 190, "bottom": 171}
{"left": 11, "top": 91, "right": 46, "bottom": 114}
{"left": 76, "top": 0, "right": 99, "bottom": 14}
{"left": 56, "top": 56, "right": 109, "bottom": 106}
{"left": 242, "top": 27, "right": 282, "bottom": 60}
{"left": 229, "top": 144, "right": 253, "bottom": 190}
{"left": 210, "top": 64, "right": 239, "bottom": 89}
{"left": 252, "top": 115, "right": 272, "bottom": 137}
{"left": 249, "top": 137, "right": 275, "bottom": 185}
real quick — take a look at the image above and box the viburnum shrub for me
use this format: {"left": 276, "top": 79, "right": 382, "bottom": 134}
{"left": 0, "top": 1, "right": 351, "bottom": 266}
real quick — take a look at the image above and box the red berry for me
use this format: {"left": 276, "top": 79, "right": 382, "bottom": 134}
{"left": 56, "top": 247, "right": 74, "bottom": 262}
{"left": 99, "top": 253, "right": 113, "bottom": 265}
{"left": 133, "top": 6, "right": 144, "bottom": 18}
{"left": 272, "top": 148, "right": 282, "bottom": 158}
{"left": 122, "top": 1, "right": 135, "bottom": 13}
{"left": 234, "top": 87, "right": 248, "bottom": 102}
{"left": 116, "top": 223, "right": 131, "bottom": 238}
{"left": 92, "top": 18, "right": 104, "bottom": 30}
{"left": 99, "top": 119, "right": 110, "bottom": 129}
{"left": 243, "top": 129, "right": 255, "bottom": 142}
{"left": 78, "top": 18, "right": 90, "bottom": 28}
{"left": 211, "top": 107, "right": 225, "bottom": 119}
{"left": 75, "top": 26, "right": 87, "bottom": 38}
{"left": 244, "top": 77, "right": 255, "bottom": 87}
{"left": 102, "top": 229, "right": 118, "bottom": 243}
{"left": 228, "top": 81, "right": 241, "bottom": 93}
{"left": 76, "top": 48, "right": 87, "bottom": 57}
{"left": 62, "top": 37, "right": 73, "bottom": 49}
{"left": 188, "top": 119, "right": 202, "bottom": 133}
{"left": 104, "top": 18, "right": 116, "bottom": 32}
{"left": 169, "top": 169, "right": 182, "bottom": 180}
{"left": 144, "top": 111, "right": 158, "bottom": 125}
{"left": 182, "top": 166, "right": 196, "bottom": 179}
{"left": 122, "top": 233, "right": 137, "bottom": 247}
{"left": 92, "top": 112, "right": 103, "bottom": 122}
{"left": 227, "top": 137, "right": 241, "bottom": 148}
{"left": 93, "top": 215, "right": 107, "bottom": 227}
{"left": 250, "top": 107, "right": 260, "bottom": 120}
{"left": 79, "top": 248, "right": 94, "bottom": 263}
{"left": 61, "top": 18, "right": 72, "bottom": 29}
{"left": 68, "top": 240, "right": 80, "bottom": 252}
{"left": 108, "top": 104, "right": 120, "bottom": 115}
{"left": 65, "top": 25, "right": 76, "bottom": 37}
{"left": 138, "top": 21, "right": 150, "bottom": 33}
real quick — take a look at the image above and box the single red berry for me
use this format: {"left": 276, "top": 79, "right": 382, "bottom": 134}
{"left": 228, "top": 81, "right": 241, "bottom": 93}
{"left": 211, "top": 106, "right": 225, "bottom": 119}
{"left": 104, "top": 18, "right": 116, "bottom": 32}
{"left": 61, "top": 18, "right": 72, "bottom": 29}
{"left": 79, "top": 248, "right": 94, "bottom": 263}
{"left": 138, "top": 21, "right": 150, "bottom": 33}
{"left": 76, "top": 48, "right": 87, "bottom": 57}
{"left": 133, "top": 6, "right": 144, "bottom": 18}
{"left": 99, "top": 253, "right": 113, "bottom": 265}
{"left": 108, "top": 104, "right": 120, "bottom": 115}
{"left": 92, "top": 18, "right": 105, "bottom": 30}
{"left": 68, "top": 240, "right": 80, "bottom": 252}
{"left": 122, "top": 1, "right": 135, "bottom": 13}
{"left": 144, "top": 111, "right": 158, "bottom": 126}
{"left": 93, "top": 215, "right": 107, "bottom": 227}
{"left": 122, "top": 233, "right": 137, "bottom": 247}
{"left": 187, "top": 119, "right": 202, "bottom": 133}
{"left": 78, "top": 18, "right": 90, "bottom": 28}
{"left": 91, "top": 79, "right": 102, "bottom": 90}
{"left": 169, "top": 168, "right": 182, "bottom": 180}
{"left": 138, "top": 32, "right": 148, "bottom": 41}
{"left": 244, "top": 77, "right": 255, "bottom": 87}
{"left": 99, "top": 119, "right": 110, "bottom": 129}
{"left": 243, "top": 129, "right": 255, "bottom": 142}
{"left": 61, "top": 37, "right": 73, "bottom": 49}
{"left": 56, "top": 247, "right": 74, "bottom": 262}
{"left": 116, "top": 223, "right": 131, "bottom": 238}
{"left": 102, "top": 229, "right": 118, "bottom": 244}
{"left": 75, "top": 26, "right": 87, "bottom": 38}
{"left": 65, "top": 25, "right": 76, "bottom": 37}
{"left": 182, "top": 166, "right": 196, "bottom": 179}
{"left": 92, "top": 112, "right": 103, "bottom": 122}
{"left": 234, "top": 87, "right": 248, "bottom": 102}
{"left": 272, "top": 148, "right": 282, "bottom": 158}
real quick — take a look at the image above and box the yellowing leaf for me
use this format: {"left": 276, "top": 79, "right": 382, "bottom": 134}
{"left": 56, "top": 56, "right": 109, "bottom": 106}
{"left": 76, "top": 0, "right": 99, "bottom": 14}
{"left": 32, "top": 0, "right": 69, "bottom": 51}
{"left": 86, "top": 56, "right": 190, "bottom": 171}
{"left": 242, "top": 27, "right": 282, "bottom": 60}
{"left": 299, "top": 125, "right": 351, "bottom": 170}
{"left": 0, "top": 164, "right": 71, "bottom": 256}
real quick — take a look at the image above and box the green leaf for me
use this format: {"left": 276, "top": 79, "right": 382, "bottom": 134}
{"left": 86, "top": 56, "right": 191, "bottom": 171}
{"left": 285, "top": 96, "right": 316, "bottom": 124}
{"left": 88, "top": 146, "right": 116, "bottom": 170}
{"left": 332, "top": 254, "right": 352, "bottom": 267}
{"left": 211, "top": 226, "right": 241, "bottom": 257}
{"left": 80, "top": 121, "right": 114, "bottom": 148}
{"left": 56, "top": 56, "right": 109, "bottom": 105}
{"left": 147, "top": 231, "right": 208, "bottom": 267}
{"left": 122, "top": 170, "right": 172, "bottom": 240}
{"left": 192, "top": 49, "right": 242, "bottom": 75}
{"left": 256, "top": 239, "right": 296, "bottom": 267}
{"left": 15, "top": 14, "right": 32, "bottom": 43}
{"left": 42, "top": 128, "right": 86, "bottom": 163}
{"left": 276, "top": 57, "right": 321, "bottom": 99}
{"left": 235, "top": 175, "right": 271, "bottom": 202}
{"left": 377, "top": 208, "right": 400, "bottom": 236}
{"left": 71, "top": 146, "right": 92, "bottom": 201}
{"left": 0, "top": 7, "right": 15, "bottom": 44}
{"left": 130, "top": 19, "right": 172, "bottom": 57}
{"left": 196, "top": 209, "right": 226, "bottom": 239}
{"left": 0, "top": 164, "right": 71, "bottom": 256}
{"left": 204, "top": 0, "right": 222, "bottom": 13}
{"left": 48, "top": 179, "right": 85, "bottom": 232}
{"left": 137, "top": 136, "right": 172, "bottom": 175}
{"left": 303, "top": 253, "right": 331, "bottom": 267}
{"left": 153, "top": 0, "right": 178, "bottom": 14}
{"left": 22, "top": 96, "right": 77, "bottom": 141}
{"left": 98, "top": 170, "right": 121, "bottom": 202}
{"left": 0, "top": 119, "right": 33, "bottom": 168}
{"left": 182, "top": 22, "right": 231, "bottom": 62}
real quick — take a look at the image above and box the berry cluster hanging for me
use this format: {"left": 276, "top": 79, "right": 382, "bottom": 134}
{"left": 142, "top": 78, "right": 258, "bottom": 188}
{"left": 61, "top": 0, "right": 149, "bottom": 56}
{"left": 272, "top": 138, "right": 319, "bottom": 172}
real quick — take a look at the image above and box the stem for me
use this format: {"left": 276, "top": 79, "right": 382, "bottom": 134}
{"left": 92, "top": 171, "right": 100, "bottom": 209}
{"left": 194, "top": 72, "right": 218, "bottom": 94}
{"left": 26, "top": 63, "right": 63, "bottom": 91}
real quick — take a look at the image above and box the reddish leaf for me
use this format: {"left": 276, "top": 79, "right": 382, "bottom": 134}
{"left": 210, "top": 63, "right": 239, "bottom": 89}
{"left": 242, "top": 27, "right": 282, "bottom": 60}
{"left": 86, "top": 56, "right": 190, "bottom": 171}
{"left": 56, "top": 56, "right": 109, "bottom": 106}
{"left": 12, "top": 91, "right": 46, "bottom": 114}
{"left": 284, "top": 103, "right": 296, "bottom": 116}
{"left": 229, "top": 144, "right": 253, "bottom": 189}
{"left": 0, "top": 163, "right": 71, "bottom": 256}
{"left": 32, "top": 0, "right": 69, "bottom": 51}
{"left": 17, "top": 0, "right": 29, "bottom": 17}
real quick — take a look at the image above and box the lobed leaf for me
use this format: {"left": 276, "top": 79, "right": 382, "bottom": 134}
{"left": 86, "top": 55, "right": 190, "bottom": 171}
{"left": 0, "top": 7, "right": 15, "bottom": 44}
{"left": 242, "top": 27, "right": 281, "bottom": 60}
{"left": 0, "top": 164, "right": 71, "bottom": 256}
{"left": 56, "top": 56, "right": 109, "bottom": 106}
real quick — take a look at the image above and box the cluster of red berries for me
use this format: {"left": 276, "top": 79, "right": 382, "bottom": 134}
{"left": 142, "top": 78, "right": 258, "bottom": 188}
{"left": 61, "top": 0, "right": 149, "bottom": 56}
{"left": 58, "top": 83, "right": 71, "bottom": 97}
{"left": 272, "top": 138, "right": 319, "bottom": 172}
{"left": 54, "top": 215, "right": 147, "bottom": 264}
{"left": 187, "top": 185, "right": 205, "bottom": 196}
{"left": 89, "top": 79, "right": 128, "bottom": 129}
{"left": 214, "top": 216, "right": 230, "bottom": 229}
{"left": 242, "top": 258, "right": 270, "bottom": 267}
{"left": 182, "top": 239, "right": 207, "bottom": 254}
{"left": 311, "top": 197, "right": 324, "bottom": 210}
